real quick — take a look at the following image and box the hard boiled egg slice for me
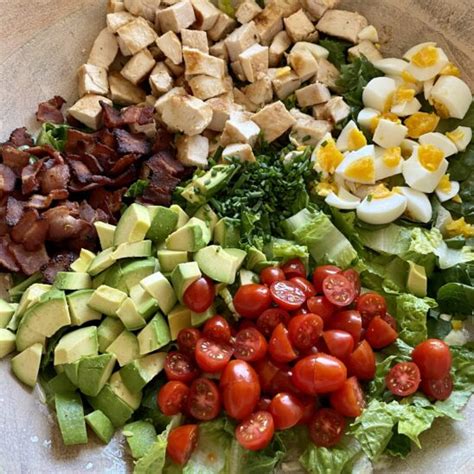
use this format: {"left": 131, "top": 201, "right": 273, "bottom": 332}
{"left": 374, "top": 146, "right": 403, "bottom": 180}
{"left": 429, "top": 76, "right": 473, "bottom": 119}
{"left": 373, "top": 58, "right": 408, "bottom": 76}
{"left": 357, "top": 108, "right": 380, "bottom": 130}
{"left": 418, "top": 132, "right": 458, "bottom": 158}
{"left": 312, "top": 133, "right": 344, "bottom": 175}
{"left": 395, "top": 186, "right": 432, "bottom": 223}
{"left": 391, "top": 97, "right": 422, "bottom": 117}
{"left": 362, "top": 77, "right": 397, "bottom": 112}
{"left": 325, "top": 187, "right": 361, "bottom": 210}
{"left": 403, "top": 42, "right": 437, "bottom": 60}
{"left": 400, "top": 139, "right": 418, "bottom": 158}
{"left": 336, "top": 145, "right": 376, "bottom": 184}
{"left": 388, "top": 75, "right": 423, "bottom": 94}
{"left": 446, "top": 126, "right": 473, "bottom": 152}
{"left": 402, "top": 145, "right": 449, "bottom": 193}
{"left": 424, "top": 78, "right": 435, "bottom": 100}
{"left": 336, "top": 120, "right": 367, "bottom": 152}
{"left": 404, "top": 112, "right": 440, "bottom": 139}
{"left": 435, "top": 174, "right": 460, "bottom": 202}
{"left": 357, "top": 185, "right": 408, "bottom": 225}
{"left": 404, "top": 43, "right": 449, "bottom": 81}
{"left": 373, "top": 118, "right": 408, "bottom": 148}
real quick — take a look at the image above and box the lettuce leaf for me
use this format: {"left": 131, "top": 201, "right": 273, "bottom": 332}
{"left": 437, "top": 282, "right": 474, "bottom": 315}
{"left": 36, "top": 122, "right": 70, "bottom": 151}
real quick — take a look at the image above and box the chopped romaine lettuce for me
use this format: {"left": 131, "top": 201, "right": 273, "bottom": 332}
{"left": 36, "top": 122, "right": 70, "bottom": 151}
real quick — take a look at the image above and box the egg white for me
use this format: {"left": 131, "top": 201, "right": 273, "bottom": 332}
{"left": 395, "top": 186, "right": 433, "bottom": 223}
{"left": 435, "top": 179, "right": 460, "bottom": 203}
{"left": 325, "top": 187, "right": 361, "bottom": 210}
{"left": 374, "top": 146, "right": 403, "bottom": 180}
{"left": 429, "top": 75, "right": 473, "bottom": 119}
{"left": 373, "top": 119, "right": 408, "bottom": 148}
{"left": 336, "top": 145, "right": 376, "bottom": 184}
{"left": 357, "top": 192, "right": 408, "bottom": 225}
{"left": 418, "top": 132, "right": 458, "bottom": 158}
{"left": 362, "top": 77, "right": 397, "bottom": 112}
{"left": 446, "top": 126, "right": 472, "bottom": 152}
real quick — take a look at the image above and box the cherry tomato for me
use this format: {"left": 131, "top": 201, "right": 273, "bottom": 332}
{"left": 270, "top": 368, "right": 298, "bottom": 395}
{"left": 421, "top": 374, "right": 453, "bottom": 401}
{"left": 412, "top": 339, "right": 452, "bottom": 380}
{"left": 347, "top": 341, "right": 376, "bottom": 381}
{"left": 292, "top": 354, "right": 347, "bottom": 395}
{"left": 308, "top": 408, "right": 346, "bottom": 447}
{"left": 269, "top": 392, "right": 304, "bottom": 430}
{"left": 195, "top": 338, "right": 233, "bottom": 373}
{"left": 234, "top": 327, "right": 268, "bottom": 362}
{"left": 299, "top": 396, "right": 317, "bottom": 425}
{"left": 382, "top": 313, "right": 397, "bottom": 331}
{"left": 341, "top": 269, "right": 361, "bottom": 295}
{"left": 177, "top": 328, "right": 201, "bottom": 357}
{"left": 365, "top": 316, "right": 398, "bottom": 349}
{"left": 290, "top": 277, "right": 316, "bottom": 298}
{"left": 288, "top": 313, "right": 324, "bottom": 351}
{"left": 256, "top": 308, "right": 290, "bottom": 338}
{"left": 328, "top": 310, "right": 362, "bottom": 343}
{"left": 164, "top": 352, "right": 199, "bottom": 383}
{"left": 235, "top": 411, "right": 275, "bottom": 451}
{"left": 257, "top": 397, "right": 272, "bottom": 411}
{"left": 253, "top": 358, "right": 281, "bottom": 392}
{"left": 183, "top": 277, "right": 214, "bottom": 313}
{"left": 329, "top": 376, "right": 365, "bottom": 417}
{"left": 270, "top": 280, "right": 306, "bottom": 311}
{"left": 323, "top": 330, "right": 355, "bottom": 361}
{"left": 385, "top": 362, "right": 421, "bottom": 397}
{"left": 203, "top": 315, "right": 231, "bottom": 343}
{"left": 312, "top": 265, "right": 341, "bottom": 294}
{"left": 281, "top": 258, "right": 306, "bottom": 279}
{"left": 157, "top": 381, "right": 189, "bottom": 416}
{"left": 260, "top": 266, "right": 285, "bottom": 286}
{"left": 187, "top": 377, "right": 221, "bottom": 421}
{"left": 167, "top": 424, "right": 198, "bottom": 465}
{"left": 322, "top": 274, "right": 355, "bottom": 307}
{"left": 306, "top": 296, "right": 336, "bottom": 321}
{"left": 269, "top": 323, "right": 298, "bottom": 363}
{"left": 356, "top": 293, "right": 387, "bottom": 327}
{"left": 233, "top": 284, "right": 272, "bottom": 319}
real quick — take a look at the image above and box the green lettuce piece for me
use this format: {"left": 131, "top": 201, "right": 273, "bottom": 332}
{"left": 318, "top": 39, "right": 351, "bottom": 70}
{"left": 36, "top": 122, "right": 70, "bottom": 151}
{"left": 384, "top": 432, "right": 412, "bottom": 459}
{"left": 396, "top": 405, "right": 440, "bottom": 448}
{"left": 358, "top": 224, "right": 410, "bottom": 256}
{"left": 437, "top": 282, "right": 474, "bottom": 315}
{"left": 270, "top": 238, "right": 309, "bottom": 266}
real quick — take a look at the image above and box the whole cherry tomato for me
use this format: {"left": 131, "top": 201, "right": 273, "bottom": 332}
{"left": 281, "top": 259, "right": 306, "bottom": 279}
{"left": 260, "top": 266, "right": 285, "bottom": 286}
{"left": 306, "top": 296, "right": 336, "bottom": 321}
{"left": 183, "top": 277, "right": 214, "bottom": 313}
{"left": 203, "top": 315, "right": 231, "bottom": 343}
{"left": 233, "top": 284, "right": 272, "bottom": 319}
{"left": 412, "top": 339, "right": 452, "bottom": 380}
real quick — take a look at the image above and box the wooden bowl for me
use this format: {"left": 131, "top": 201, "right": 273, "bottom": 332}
{"left": 0, "top": 1, "right": 473, "bottom": 472}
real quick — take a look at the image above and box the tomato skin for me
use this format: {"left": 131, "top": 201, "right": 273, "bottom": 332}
{"left": 288, "top": 313, "right": 324, "bottom": 351}
{"left": 270, "top": 280, "right": 306, "bottom": 311}
{"left": 269, "top": 323, "right": 298, "bottom": 363}
{"left": 323, "top": 330, "right": 355, "bottom": 361}
{"left": 386, "top": 362, "right": 421, "bottom": 397}
{"left": 270, "top": 368, "right": 299, "bottom": 396}
{"left": 330, "top": 376, "right": 365, "bottom": 417}
{"left": 281, "top": 259, "right": 306, "bottom": 279}
{"left": 234, "top": 327, "right": 268, "bottom": 362}
{"left": 195, "top": 338, "right": 233, "bottom": 373}
{"left": 290, "top": 277, "right": 316, "bottom": 298}
{"left": 309, "top": 408, "right": 346, "bottom": 448}
{"left": 365, "top": 316, "right": 398, "bottom": 349}
{"left": 382, "top": 313, "right": 397, "bottom": 331}
{"left": 177, "top": 328, "right": 201, "bottom": 357}
{"left": 253, "top": 358, "right": 281, "bottom": 392}
{"left": 299, "top": 396, "right": 318, "bottom": 425}
{"left": 356, "top": 293, "right": 387, "bottom": 327}
{"left": 260, "top": 266, "right": 286, "bottom": 286}
{"left": 235, "top": 411, "right": 275, "bottom": 451}
{"left": 257, "top": 397, "right": 272, "bottom": 411}
{"left": 157, "top": 381, "right": 190, "bottom": 416}
{"left": 328, "top": 310, "right": 362, "bottom": 343}
{"left": 256, "top": 308, "right": 290, "bottom": 338}
{"left": 312, "top": 265, "right": 341, "bottom": 294}
{"left": 306, "top": 296, "right": 336, "bottom": 322}
{"left": 233, "top": 284, "right": 272, "bottom": 319}
{"left": 269, "top": 392, "right": 304, "bottom": 430}
{"left": 187, "top": 377, "right": 221, "bottom": 421}
{"left": 292, "top": 354, "right": 347, "bottom": 395}
{"left": 167, "top": 424, "right": 198, "bottom": 465}
{"left": 164, "top": 352, "right": 199, "bottom": 383}
{"left": 347, "top": 341, "right": 376, "bottom": 381}
{"left": 183, "top": 277, "right": 214, "bottom": 313}
{"left": 341, "top": 269, "right": 361, "bottom": 295}
{"left": 203, "top": 315, "right": 231, "bottom": 343}
{"left": 412, "top": 339, "right": 452, "bottom": 380}
{"left": 421, "top": 373, "right": 453, "bottom": 401}
{"left": 322, "top": 274, "right": 356, "bottom": 307}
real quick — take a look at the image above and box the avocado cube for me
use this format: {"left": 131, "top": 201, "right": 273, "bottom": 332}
{"left": 85, "top": 410, "right": 115, "bottom": 444}
{"left": 54, "top": 272, "right": 92, "bottom": 291}
{"left": 112, "top": 241, "right": 153, "bottom": 260}
{"left": 0, "top": 328, "right": 16, "bottom": 358}
{"left": 118, "top": 258, "right": 156, "bottom": 293}
{"left": 98, "top": 317, "right": 125, "bottom": 353}
{"left": 214, "top": 217, "right": 241, "bottom": 247}
{"left": 106, "top": 330, "right": 140, "bottom": 367}
{"left": 10, "top": 283, "right": 52, "bottom": 328}
{"left": 140, "top": 272, "right": 177, "bottom": 315}
{"left": 218, "top": 288, "right": 239, "bottom": 319}
{"left": 245, "top": 247, "right": 268, "bottom": 271}
{"left": 157, "top": 250, "right": 188, "bottom": 274}
{"left": 407, "top": 261, "right": 428, "bottom": 297}
{"left": 147, "top": 206, "right": 179, "bottom": 242}
{"left": 70, "top": 249, "right": 96, "bottom": 273}
{"left": 88, "top": 248, "right": 117, "bottom": 276}
{"left": 240, "top": 269, "right": 259, "bottom": 285}
{"left": 88, "top": 385, "right": 134, "bottom": 428}
{"left": 194, "top": 246, "right": 245, "bottom": 284}
{"left": 54, "top": 326, "right": 99, "bottom": 366}
{"left": 114, "top": 204, "right": 151, "bottom": 246}
{"left": 67, "top": 290, "right": 102, "bottom": 326}
{"left": 117, "top": 298, "right": 146, "bottom": 331}
{"left": 0, "top": 299, "right": 15, "bottom": 328}
{"left": 168, "top": 304, "right": 193, "bottom": 340}
{"left": 138, "top": 313, "right": 171, "bottom": 355}
{"left": 166, "top": 217, "right": 211, "bottom": 252}
{"left": 170, "top": 205, "right": 190, "bottom": 228}
{"left": 48, "top": 372, "right": 77, "bottom": 394}
{"left": 64, "top": 361, "right": 81, "bottom": 386}
{"left": 55, "top": 392, "right": 88, "bottom": 445}
{"left": 123, "top": 420, "right": 157, "bottom": 459}
{"left": 109, "top": 371, "right": 142, "bottom": 410}
{"left": 88, "top": 285, "right": 128, "bottom": 316}
{"left": 194, "top": 204, "right": 218, "bottom": 231}
{"left": 191, "top": 305, "right": 216, "bottom": 327}
{"left": 129, "top": 285, "right": 159, "bottom": 321}
{"left": 95, "top": 222, "right": 116, "bottom": 250}
{"left": 8, "top": 272, "right": 43, "bottom": 302}
{"left": 170, "top": 262, "right": 202, "bottom": 303}
{"left": 11, "top": 342, "right": 43, "bottom": 387}
{"left": 120, "top": 352, "right": 166, "bottom": 392}
{"left": 77, "top": 353, "right": 117, "bottom": 397}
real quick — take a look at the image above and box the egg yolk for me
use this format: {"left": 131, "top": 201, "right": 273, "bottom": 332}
{"left": 417, "top": 144, "right": 444, "bottom": 172}
{"left": 344, "top": 158, "right": 375, "bottom": 182}
{"left": 275, "top": 66, "right": 291, "bottom": 78}
{"left": 393, "top": 86, "right": 416, "bottom": 104}
{"left": 452, "top": 194, "right": 462, "bottom": 204}
{"left": 401, "top": 70, "right": 418, "bottom": 83}
{"left": 383, "top": 147, "right": 402, "bottom": 167}
{"left": 404, "top": 112, "right": 440, "bottom": 138}
{"left": 348, "top": 128, "right": 367, "bottom": 151}
{"left": 370, "top": 112, "right": 400, "bottom": 132}
{"left": 431, "top": 99, "right": 451, "bottom": 119}
{"left": 445, "top": 218, "right": 474, "bottom": 238}
{"left": 440, "top": 63, "right": 461, "bottom": 77}
{"left": 316, "top": 140, "right": 344, "bottom": 174}
{"left": 438, "top": 174, "right": 452, "bottom": 193}
{"left": 446, "top": 129, "right": 465, "bottom": 144}
{"left": 316, "top": 180, "right": 338, "bottom": 197}
{"left": 411, "top": 45, "right": 439, "bottom": 68}
{"left": 370, "top": 184, "right": 392, "bottom": 199}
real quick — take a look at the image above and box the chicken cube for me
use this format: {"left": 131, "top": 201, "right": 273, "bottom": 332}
{"left": 269, "top": 31, "right": 291, "bottom": 67}
{"left": 155, "top": 86, "right": 187, "bottom": 114}
{"left": 269, "top": 0, "right": 301, "bottom": 16}
{"left": 124, "top": 0, "right": 161, "bottom": 22}
{"left": 117, "top": 36, "right": 133, "bottom": 56}
{"left": 176, "top": 134, "right": 210, "bottom": 167}
{"left": 156, "top": 0, "right": 196, "bottom": 33}
{"left": 108, "top": 0, "right": 126, "bottom": 13}
{"left": 191, "top": 0, "right": 220, "bottom": 30}
{"left": 106, "top": 11, "right": 135, "bottom": 33}
{"left": 348, "top": 40, "right": 383, "bottom": 63}
{"left": 109, "top": 71, "right": 147, "bottom": 104}
{"left": 290, "top": 112, "right": 332, "bottom": 145}
{"left": 253, "top": 5, "right": 283, "bottom": 45}
{"left": 208, "top": 13, "right": 237, "bottom": 42}
{"left": 236, "top": 0, "right": 263, "bottom": 24}
{"left": 252, "top": 101, "right": 296, "bottom": 142}
{"left": 206, "top": 96, "right": 240, "bottom": 131}
{"left": 242, "top": 76, "right": 273, "bottom": 106}
{"left": 69, "top": 94, "right": 113, "bottom": 130}
{"left": 78, "top": 64, "right": 109, "bottom": 97}
{"left": 156, "top": 31, "right": 183, "bottom": 64}
{"left": 288, "top": 49, "right": 319, "bottom": 82}
{"left": 358, "top": 25, "right": 379, "bottom": 43}
{"left": 231, "top": 60, "right": 246, "bottom": 82}
{"left": 233, "top": 87, "right": 259, "bottom": 112}
{"left": 322, "top": 96, "right": 350, "bottom": 123}
{"left": 220, "top": 113, "right": 261, "bottom": 146}
{"left": 188, "top": 75, "right": 228, "bottom": 100}
{"left": 224, "top": 21, "right": 260, "bottom": 62}
{"left": 149, "top": 62, "right": 174, "bottom": 96}
{"left": 271, "top": 68, "right": 301, "bottom": 100}
{"left": 209, "top": 40, "right": 229, "bottom": 61}
{"left": 316, "top": 9, "right": 368, "bottom": 43}
{"left": 117, "top": 17, "right": 158, "bottom": 55}
{"left": 121, "top": 48, "right": 156, "bottom": 84}
{"left": 312, "top": 103, "right": 326, "bottom": 120}
{"left": 221, "top": 143, "right": 256, "bottom": 162}
{"left": 130, "top": 120, "right": 157, "bottom": 138}
{"left": 315, "top": 57, "right": 340, "bottom": 91}
{"left": 183, "top": 47, "right": 226, "bottom": 78}
{"left": 164, "top": 58, "right": 185, "bottom": 76}
{"left": 239, "top": 44, "right": 269, "bottom": 83}
{"left": 181, "top": 29, "right": 209, "bottom": 53}
{"left": 284, "top": 9, "right": 316, "bottom": 43}
{"left": 295, "top": 82, "right": 331, "bottom": 107}
{"left": 300, "top": 0, "right": 339, "bottom": 20}
{"left": 88, "top": 28, "right": 119, "bottom": 69}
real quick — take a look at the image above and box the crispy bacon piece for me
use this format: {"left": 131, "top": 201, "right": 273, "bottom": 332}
{"left": 9, "top": 127, "right": 34, "bottom": 147}
{"left": 42, "top": 251, "right": 76, "bottom": 283}
{"left": 9, "top": 241, "right": 49, "bottom": 275}
{"left": 1, "top": 146, "right": 30, "bottom": 175}
{"left": 152, "top": 128, "right": 173, "bottom": 153}
{"left": 0, "top": 164, "right": 16, "bottom": 194}
{"left": 0, "top": 236, "right": 19, "bottom": 272}
{"left": 11, "top": 209, "right": 49, "bottom": 251}
{"left": 110, "top": 154, "right": 139, "bottom": 175}
{"left": 88, "top": 188, "right": 124, "bottom": 218}
{"left": 101, "top": 102, "right": 123, "bottom": 128}
{"left": 40, "top": 163, "right": 70, "bottom": 194}
{"left": 36, "top": 96, "right": 66, "bottom": 124}
{"left": 101, "top": 102, "right": 155, "bottom": 128}
{"left": 43, "top": 205, "right": 90, "bottom": 242}
{"left": 6, "top": 196, "right": 25, "bottom": 226}
{"left": 113, "top": 129, "right": 151, "bottom": 155}
{"left": 21, "top": 160, "right": 44, "bottom": 195}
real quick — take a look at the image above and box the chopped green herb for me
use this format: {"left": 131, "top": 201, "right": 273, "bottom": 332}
{"left": 124, "top": 179, "right": 149, "bottom": 198}
{"left": 319, "top": 38, "right": 351, "bottom": 69}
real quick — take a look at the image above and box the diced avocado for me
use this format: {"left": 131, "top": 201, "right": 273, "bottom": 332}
{"left": 112, "top": 241, "right": 153, "bottom": 260}
{"left": 137, "top": 313, "right": 171, "bottom": 355}
{"left": 88, "top": 384, "right": 134, "bottom": 428}
{"left": 170, "top": 204, "right": 190, "bottom": 228}
{"left": 8, "top": 272, "right": 42, "bottom": 302}
{"left": 120, "top": 352, "right": 166, "bottom": 392}
{"left": 106, "top": 330, "right": 140, "bottom": 367}
{"left": 85, "top": 410, "right": 115, "bottom": 444}
{"left": 67, "top": 290, "right": 102, "bottom": 326}
{"left": 214, "top": 217, "right": 241, "bottom": 248}
{"left": 70, "top": 249, "right": 96, "bottom": 273}
{"left": 88, "top": 248, "right": 117, "bottom": 276}
{"left": 118, "top": 258, "right": 156, "bottom": 293}
{"left": 88, "top": 285, "right": 127, "bottom": 316}
{"left": 55, "top": 392, "right": 88, "bottom": 445}
{"left": 11, "top": 343, "right": 43, "bottom": 387}
{"left": 109, "top": 371, "right": 142, "bottom": 410}
{"left": 129, "top": 285, "right": 159, "bottom": 321}
{"left": 15, "top": 324, "right": 46, "bottom": 352}
{"left": 157, "top": 250, "right": 188, "bottom": 274}
{"left": 194, "top": 204, "right": 218, "bottom": 231}
{"left": 140, "top": 272, "right": 177, "bottom": 315}
{"left": 191, "top": 305, "right": 216, "bottom": 327}
{"left": 95, "top": 262, "right": 126, "bottom": 292}
{"left": 240, "top": 269, "right": 259, "bottom": 285}
{"left": 114, "top": 204, "right": 151, "bottom": 246}
{"left": 123, "top": 420, "right": 157, "bottom": 459}
{"left": 0, "top": 299, "right": 15, "bottom": 328}
{"left": 147, "top": 206, "right": 179, "bottom": 242}
{"left": 54, "top": 272, "right": 92, "bottom": 291}
{"left": 54, "top": 327, "right": 98, "bottom": 366}
{"left": 166, "top": 217, "right": 211, "bottom": 252}
{"left": 168, "top": 304, "right": 192, "bottom": 340}
{"left": 98, "top": 317, "right": 125, "bottom": 353}
{"left": 245, "top": 247, "right": 267, "bottom": 271}
{"left": 195, "top": 246, "right": 244, "bottom": 284}
{"left": 407, "top": 261, "right": 428, "bottom": 297}
{"left": 218, "top": 288, "right": 238, "bottom": 319}
{"left": 48, "top": 372, "right": 77, "bottom": 394}
{"left": 117, "top": 298, "right": 146, "bottom": 331}
{"left": 95, "top": 222, "right": 116, "bottom": 250}
{"left": 170, "top": 262, "right": 201, "bottom": 303}
{"left": 64, "top": 361, "right": 80, "bottom": 386}
{"left": 10, "top": 283, "right": 52, "bottom": 327}
{"left": 77, "top": 353, "right": 116, "bottom": 397}
{"left": 0, "top": 329, "right": 16, "bottom": 358}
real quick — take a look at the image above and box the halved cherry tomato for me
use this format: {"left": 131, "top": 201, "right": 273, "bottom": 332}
{"left": 269, "top": 323, "right": 298, "bottom": 363}
{"left": 281, "top": 258, "right": 306, "bottom": 279}
{"left": 306, "top": 296, "right": 336, "bottom": 321}
{"left": 330, "top": 376, "right": 365, "bottom": 417}
{"left": 270, "top": 368, "right": 298, "bottom": 395}
{"left": 157, "top": 381, "right": 190, "bottom": 416}
{"left": 421, "top": 373, "right": 453, "bottom": 401}
{"left": 164, "top": 352, "right": 199, "bottom": 383}
{"left": 260, "top": 266, "right": 285, "bottom": 286}
{"left": 195, "top": 338, "right": 233, "bottom": 373}
{"left": 386, "top": 362, "right": 421, "bottom": 397}
{"left": 347, "top": 340, "right": 376, "bottom": 381}
{"left": 235, "top": 411, "right": 275, "bottom": 451}
{"left": 253, "top": 358, "right": 281, "bottom": 392}
{"left": 177, "top": 328, "right": 201, "bottom": 357}
{"left": 312, "top": 265, "right": 341, "bottom": 294}
{"left": 342, "top": 269, "right": 361, "bottom": 296}
{"left": 412, "top": 339, "right": 452, "bottom": 380}
{"left": 288, "top": 313, "right": 324, "bottom": 351}
{"left": 183, "top": 277, "right": 214, "bottom": 313}
{"left": 269, "top": 392, "right": 304, "bottom": 430}
{"left": 234, "top": 327, "right": 268, "bottom": 362}
{"left": 233, "top": 284, "right": 272, "bottom": 319}
{"left": 322, "top": 274, "right": 355, "bottom": 307}
{"left": 256, "top": 308, "right": 290, "bottom": 338}
{"left": 382, "top": 313, "right": 397, "bottom": 331}
{"left": 308, "top": 408, "right": 346, "bottom": 447}
{"left": 365, "top": 316, "right": 398, "bottom": 349}
{"left": 356, "top": 293, "right": 387, "bottom": 327}
{"left": 257, "top": 397, "right": 272, "bottom": 411}
{"left": 292, "top": 354, "right": 347, "bottom": 395}
{"left": 328, "top": 310, "right": 362, "bottom": 343}
{"left": 167, "top": 424, "right": 198, "bottom": 465}
{"left": 187, "top": 377, "right": 221, "bottom": 421}
{"left": 323, "top": 330, "right": 355, "bottom": 361}
{"left": 203, "top": 315, "right": 231, "bottom": 343}
{"left": 270, "top": 280, "right": 306, "bottom": 311}
{"left": 290, "top": 277, "right": 316, "bottom": 298}
{"left": 299, "top": 396, "right": 318, "bottom": 425}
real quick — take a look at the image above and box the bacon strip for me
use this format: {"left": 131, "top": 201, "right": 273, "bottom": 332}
{"left": 36, "top": 96, "right": 66, "bottom": 124}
